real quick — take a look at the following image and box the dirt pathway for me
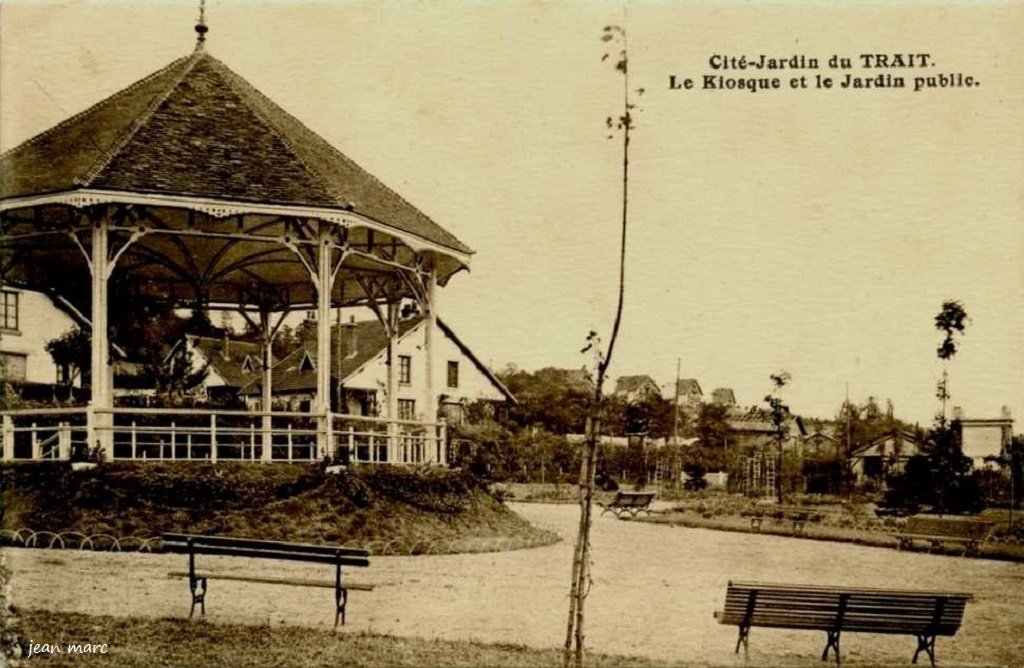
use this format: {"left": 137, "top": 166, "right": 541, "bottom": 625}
{"left": 6, "top": 503, "right": 1023, "bottom": 666}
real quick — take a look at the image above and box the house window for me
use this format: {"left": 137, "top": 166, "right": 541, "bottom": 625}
{"left": 1, "top": 291, "right": 18, "bottom": 331}
{"left": 398, "top": 398, "right": 416, "bottom": 420}
{"left": 398, "top": 355, "right": 411, "bottom": 384}
{"left": 862, "top": 456, "right": 883, "bottom": 478}
{"left": 447, "top": 361, "right": 459, "bottom": 388}
{"left": 0, "top": 352, "right": 27, "bottom": 382}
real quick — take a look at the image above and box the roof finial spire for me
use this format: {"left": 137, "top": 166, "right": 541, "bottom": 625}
{"left": 194, "top": 0, "right": 209, "bottom": 51}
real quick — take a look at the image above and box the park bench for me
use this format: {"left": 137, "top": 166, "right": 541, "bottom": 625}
{"left": 714, "top": 580, "right": 972, "bottom": 667}
{"left": 596, "top": 491, "right": 656, "bottom": 519}
{"left": 162, "top": 533, "right": 373, "bottom": 626}
{"left": 741, "top": 506, "right": 823, "bottom": 534}
{"left": 893, "top": 516, "right": 993, "bottom": 556}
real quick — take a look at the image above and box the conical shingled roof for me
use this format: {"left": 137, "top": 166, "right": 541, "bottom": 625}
{"left": 0, "top": 50, "right": 471, "bottom": 256}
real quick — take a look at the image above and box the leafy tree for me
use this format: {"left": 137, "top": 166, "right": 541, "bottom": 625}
{"left": 764, "top": 371, "right": 792, "bottom": 503}
{"left": 886, "top": 301, "right": 983, "bottom": 514}
{"left": 146, "top": 349, "right": 210, "bottom": 402}
{"left": 696, "top": 402, "right": 732, "bottom": 449}
{"left": 883, "top": 454, "right": 932, "bottom": 513}
{"left": 935, "top": 299, "right": 968, "bottom": 361}
{"left": 499, "top": 367, "right": 591, "bottom": 434}
{"left": 886, "top": 424, "right": 984, "bottom": 514}
{"left": 636, "top": 394, "right": 674, "bottom": 440}
{"left": 927, "top": 421, "right": 984, "bottom": 514}
{"left": 449, "top": 420, "right": 517, "bottom": 480}
{"left": 46, "top": 327, "right": 91, "bottom": 389}
{"left": 934, "top": 300, "right": 968, "bottom": 426}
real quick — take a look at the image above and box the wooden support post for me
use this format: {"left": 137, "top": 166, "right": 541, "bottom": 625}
{"left": 424, "top": 259, "right": 438, "bottom": 439}
{"left": 326, "top": 412, "right": 335, "bottom": 461}
{"left": 210, "top": 414, "right": 218, "bottom": 463}
{"left": 261, "top": 309, "right": 273, "bottom": 463}
{"left": 30, "top": 422, "right": 39, "bottom": 460}
{"left": 439, "top": 418, "right": 448, "bottom": 465}
{"left": 88, "top": 213, "right": 113, "bottom": 459}
{"left": 314, "top": 224, "right": 333, "bottom": 460}
{"left": 131, "top": 420, "right": 137, "bottom": 459}
{"left": 1, "top": 415, "right": 12, "bottom": 461}
{"left": 58, "top": 422, "right": 70, "bottom": 460}
{"left": 386, "top": 301, "right": 399, "bottom": 463}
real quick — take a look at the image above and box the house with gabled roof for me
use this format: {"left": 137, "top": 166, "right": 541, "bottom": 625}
{"left": 613, "top": 375, "right": 662, "bottom": 403}
{"left": 241, "top": 315, "right": 515, "bottom": 424}
{"left": 164, "top": 334, "right": 262, "bottom": 402}
{"left": 724, "top": 407, "right": 808, "bottom": 453}
{"left": 711, "top": 387, "right": 737, "bottom": 407}
{"left": 801, "top": 430, "right": 840, "bottom": 459}
{"left": 665, "top": 377, "right": 703, "bottom": 414}
{"left": 850, "top": 428, "right": 924, "bottom": 483}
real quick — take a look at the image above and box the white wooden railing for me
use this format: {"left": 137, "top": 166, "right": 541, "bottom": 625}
{"left": 0, "top": 407, "right": 446, "bottom": 465}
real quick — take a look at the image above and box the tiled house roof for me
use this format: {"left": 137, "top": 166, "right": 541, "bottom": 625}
{"left": 240, "top": 317, "right": 515, "bottom": 403}
{"left": 727, "top": 408, "right": 808, "bottom": 438}
{"left": 188, "top": 336, "right": 262, "bottom": 389}
{"left": 0, "top": 50, "right": 471, "bottom": 256}
{"left": 851, "top": 429, "right": 923, "bottom": 458}
{"left": 711, "top": 388, "right": 737, "bottom": 406}
{"left": 676, "top": 378, "right": 702, "bottom": 396}
{"left": 243, "top": 317, "right": 423, "bottom": 395}
{"left": 614, "top": 375, "right": 660, "bottom": 395}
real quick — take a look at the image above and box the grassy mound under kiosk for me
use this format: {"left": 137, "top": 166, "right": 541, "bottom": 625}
{"left": 0, "top": 463, "right": 559, "bottom": 555}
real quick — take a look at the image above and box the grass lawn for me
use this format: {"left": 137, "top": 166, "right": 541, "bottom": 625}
{"left": 13, "top": 610, "right": 657, "bottom": 668}
{"left": 1, "top": 463, "right": 558, "bottom": 556}
{"left": 641, "top": 508, "right": 1024, "bottom": 562}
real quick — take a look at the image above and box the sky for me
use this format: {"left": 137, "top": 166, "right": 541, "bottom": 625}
{"left": 2, "top": 0, "right": 1022, "bottom": 428}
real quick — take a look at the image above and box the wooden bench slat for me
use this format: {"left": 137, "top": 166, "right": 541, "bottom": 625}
{"left": 727, "top": 580, "right": 973, "bottom": 598}
{"left": 162, "top": 533, "right": 369, "bottom": 557}
{"left": 168, "top": 571, "right": 375, "bottom": 591}
{"left": 162, "top": 543, "right": 370, "bottom": 567}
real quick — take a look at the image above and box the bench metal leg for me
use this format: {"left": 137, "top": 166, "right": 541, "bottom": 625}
{"left": 334, "top": 586, "right": 348, "bottom": 627}
{"left": 822, "top": 630, "right": 841, "bottom": 666}
{"left": 913, "top": 634, "right": 936, "bottom": 667}
{"left": 734, "top": 625, "right": 750, "bottom": 654}
{"left": 188, "top": 576, "right": 207, "bottom": 619}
